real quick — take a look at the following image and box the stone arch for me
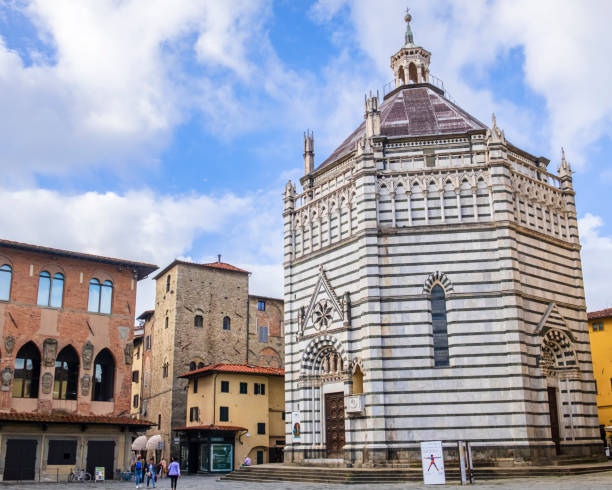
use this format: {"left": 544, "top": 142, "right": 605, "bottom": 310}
{"left": 408, "top": 62, "right": 418, "bottom": 83}
{"left": 301, "top": 334, "right": 348, "bottom": 376}
{"left": 398, "top": 65, "right": 406, "bottom": 85}
{"left": 423, "top": 271, "right": 454, "bottom": 295}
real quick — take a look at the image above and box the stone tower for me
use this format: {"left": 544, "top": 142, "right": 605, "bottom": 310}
{"left": 283, "top": 10, "right": 599, "bottom": 467}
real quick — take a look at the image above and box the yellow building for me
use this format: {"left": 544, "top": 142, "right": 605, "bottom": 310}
{"left": 130, "top": 327, "right": 144, "bottom": 418}
{"left": 587, "top": 308, "right": 612, "bottom": 446}
{"left": 175, "top": 364, "right": 284, "bottom": 473}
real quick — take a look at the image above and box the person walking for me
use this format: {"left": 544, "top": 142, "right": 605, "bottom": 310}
{"left": 168, "top": 457, "right": 180, "bottom": 489}
{"left": 159, "top": 457, "right": 167, "bottom": 479}
{"left": 146, "top": 457, "right": 156, "bottom": 488}
{"left": 134, "top": 456, "right": 143, "bottom": 489}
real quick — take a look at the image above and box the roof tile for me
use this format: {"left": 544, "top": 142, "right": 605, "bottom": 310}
{"left": 587, "top": 308, "right": 612, "bottom": 320}
{"left": 179, "top": 363, "right": 284, "bottom": 378}
{"left": 0, "top": 411, "right": 153, "bottom": 427}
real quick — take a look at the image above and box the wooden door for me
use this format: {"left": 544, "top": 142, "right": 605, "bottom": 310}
{"left": 325, "top": 392, "right": 345, "bottom": 458}
{"left": 86, "top": 440, "right": 115, "bottom": 479}
{"left": 547, "top": 386, "right": 561, "bottom": 454}
{"left": 3, "top": 439, "right": 37, "bottom": 480}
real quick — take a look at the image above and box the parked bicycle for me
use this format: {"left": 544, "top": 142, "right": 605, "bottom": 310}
{"left": 68, "top": 468, "right": 92, "bottom": 482}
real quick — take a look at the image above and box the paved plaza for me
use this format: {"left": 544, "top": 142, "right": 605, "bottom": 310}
{"left": 2, "top": 472, "right": 612, "bottom": 489}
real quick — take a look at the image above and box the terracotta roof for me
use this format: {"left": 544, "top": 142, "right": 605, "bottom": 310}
{"left": 179, "top": 363, "right": 285, "bottom": 379}
{"left": 0, "top": 412, "right": 153, "bottom": 427}
{"left": 137, "top": 310, "right": 155, "bottom": 320}
{"left": 587, "top": 308, "right": 612, "bottom": 320}
{"left": 0, "top": 238, "right": 158, "bottom": 280}
{"left": 153, "top": 259, "right": 249, "bottom": 280}
{"left": 173, "top": 424, "right": 247, "bottom": 432}
{"left": 316, "top": 83, "right": 487, "bottom": 171}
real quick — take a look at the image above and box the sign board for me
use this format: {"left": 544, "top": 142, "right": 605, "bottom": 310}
{"left": 291, "top": 411, "right": 301, "bottom": 442}
{"left": 420, "top": 441, "right": 445, "bottom": 485}
{"left": 95, "top": 467, "right": 105, "bottom": 481}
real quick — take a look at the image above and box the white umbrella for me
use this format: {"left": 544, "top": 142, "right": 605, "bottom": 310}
{"left": 146, "top": 434, "right": 163, "bottom": 451}
{"left": 131, "top": 435, "right": 148, "bottom": 451}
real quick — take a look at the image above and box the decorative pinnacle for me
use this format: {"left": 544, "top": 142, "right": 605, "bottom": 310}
{"left": 404, "top": 7, "right": 414, "bottom": 46}
{"left": 558, "top": 146, "right": 572, "bottom": 178}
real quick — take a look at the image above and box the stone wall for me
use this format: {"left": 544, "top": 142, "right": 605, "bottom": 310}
{"left": 248, "top": 296, "right": 284, "bottom": 368}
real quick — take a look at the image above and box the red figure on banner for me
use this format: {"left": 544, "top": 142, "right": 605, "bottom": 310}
{"left": 426, "top": 454, "right": 439, "bottom": 471}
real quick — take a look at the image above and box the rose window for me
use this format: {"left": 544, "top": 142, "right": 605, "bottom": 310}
{"left": 313, "top": 300, "right": 333, "bottom": 330}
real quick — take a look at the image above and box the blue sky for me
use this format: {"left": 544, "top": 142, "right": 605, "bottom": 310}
{"left": 0, "top": 0, "right": 611, "bottom": 313}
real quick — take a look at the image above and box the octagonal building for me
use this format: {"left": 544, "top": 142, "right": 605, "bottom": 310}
{"left": 282, "top": 12, "right": 601, "bottom": 466}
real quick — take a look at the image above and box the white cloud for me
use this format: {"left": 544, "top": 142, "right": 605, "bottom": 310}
{"left": 578, "top": 214, "right": 612, "bottom": 311}
{"left": 0, "top": 185, "right": 284, "bottom": 314}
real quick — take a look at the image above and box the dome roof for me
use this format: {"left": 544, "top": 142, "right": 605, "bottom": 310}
{"left": 317, "top": 83, "right": 487, "bottom": 171}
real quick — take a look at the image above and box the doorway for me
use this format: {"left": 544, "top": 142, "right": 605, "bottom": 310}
{"left": 86, "top": 440, "right": 115, "bottom": 479}
{"left": 547, "top": 386, "right": 561, "bottom": 454}
{"left": 325, "top": 392, "right": 345, "bottom": 458}
{"left": 3, "top": 439, "right": 37, "bottom": 480}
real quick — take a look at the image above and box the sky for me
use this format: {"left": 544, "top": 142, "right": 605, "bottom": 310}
{"left": 1, "top": 0, "right": 611, "bottom": 314}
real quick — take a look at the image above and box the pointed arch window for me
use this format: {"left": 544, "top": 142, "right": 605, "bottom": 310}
{"left": 54, "top": 345, "right": 79, "bottom": 400}
{"left": 223, "top": 316, "right": 231, "bottom": 330}
{"left": 194, "top": 314, "right": 203, "bottom": 328}
{"left": 13, "top": 342, "right": 41, "bottom": 398}
{"left": 431, "top": 285, "right": 449, "bottom": 367}
{"left": 92, "top": 349, "right": 115, "bottom": 401}
{"left": 88, "top": 278, "right": 113, "bottom": 314}
{"left": 37, "top": 271, "right": 64, "bottom": 308}
{"left": 0, "top": 264, "right": 11, "bottom": 301}
{"left": 189, "top": 361, "right": 196, "bottom": 371}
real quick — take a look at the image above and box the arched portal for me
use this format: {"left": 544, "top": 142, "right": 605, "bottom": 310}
{"left": 408, "top": 62, "right": 418, "bottom": 83}
{"left": 398, "top": 65, "right": 406, "bottom": 86}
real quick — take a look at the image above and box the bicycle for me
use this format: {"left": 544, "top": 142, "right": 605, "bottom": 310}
{"left": 68, "top": 468, "right": 92, "bottom": 482}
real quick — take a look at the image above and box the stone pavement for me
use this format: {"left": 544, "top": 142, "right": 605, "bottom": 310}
{"left": 2, "top": 472, "right": 612, "bottom": 489}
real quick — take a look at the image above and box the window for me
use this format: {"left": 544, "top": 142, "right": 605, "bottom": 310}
{"left": 162, "top": 362, "right": 169, "bottom": 378}
{"left": 0, "top": 264, "right": 12, "bottom": 301}
{"left": 282, "top": 412, "right": 286, "bottom": 420}
{"left": 223, "top": 316, "right": 231, "bottom": 330}
{"left": 198, "top": 362, "right": 204, "bottom": 369}
{"left": 158, "top": 414, "right": 161, "bottom": 429}
{"left": 53, "top": 345, "right": 79, "bottom": 400}
{"left": 240, "top": 382, "right": 248, "bottom": 394}
{"left": 194, "top": 315, "right": 203, "bottom": 328}
{"left": 221, "top": 381, "right": 229, "bottom": 393}
{"left": 132, "top": 370, "right": 139, "bottom": 383}
{"left": 219, "top": 406, "right": 229, "bottom": 422}
{"left": 37, "top": 271, "right": 64, "bottom": 308}
{"left": 593, "top": 322, "right": 604, "bottom": 332}
{"left": 47, "top": 440, "right": 77, "bottom": 465}
{"left": 166, "top": 275, "right": 171, "bottom": 293}
{"left": 257, "top": 300, "right": 265, "bottom": 311}
{"left": 254, "top": 383, "right": 265, "bottom": 395}
{"left": 133, "top": 394, "right": 139, "bottom": 408}
{"left": 145, "top": 335, "right": 151, "bottom": 350}
{"left": 257, "top": 423, "right": 266, "bottom": 435}
{"left": 92, "top": 348, "right": 115, "bottom": 402}
{"left": 88, "top": 278, "right": 113, "bottom": 314}
{"left": 189, "top": 406, "right": 199, "bottom": 422}
{"left": 193, "top": 378, "right": 198, "bottom": 393}
{"left": 165, "top": 316, "right": 169, "bottom": 329}
{"left": 189, "top": 361, "right": 196, "bottom": 371}
{"left": 12, "top": 341, "right": 41, "bottom": 398}
{"left": 431, "top": 285, "right": 449, "bottom": 367}
{"left": 258, "top": 326, "right": 269, "bottom": 343}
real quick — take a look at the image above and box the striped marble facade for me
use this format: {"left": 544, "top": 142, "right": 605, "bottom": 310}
{"left": 282, "top": 87, "right": 601, "bottom": 465}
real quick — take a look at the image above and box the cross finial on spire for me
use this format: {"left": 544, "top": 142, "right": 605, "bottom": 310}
{"left": 404, "top": 7, "right": 414, "bottom": 46}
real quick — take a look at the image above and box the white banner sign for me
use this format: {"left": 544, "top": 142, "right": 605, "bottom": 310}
{"left": 291, "top": 411, "right": 301, "bottom": 441}
{"left": 420, "top": 440, "right": 445, "bottom": 485}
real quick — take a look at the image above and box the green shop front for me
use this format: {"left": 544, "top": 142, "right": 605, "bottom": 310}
{"left": 173, "top": 425, "right": 246, "bottom": 473}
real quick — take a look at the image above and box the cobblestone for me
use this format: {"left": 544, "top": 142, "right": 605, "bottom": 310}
{"left": 2, "top": 472, "right": 612, "bottom": 489}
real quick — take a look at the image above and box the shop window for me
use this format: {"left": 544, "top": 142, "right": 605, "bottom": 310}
{"left": 92, "top": 348, "right": 115, "bottom": 402}
{"left": 257, "top": 300, "right": 265, "bottom": 311}
{"left": 37, "top": 271, "right": 64, "bottom": 308}
{"left": 47, "top": 440, "right": 77, "bottom": 465}
{"left": 223, "top": 316, "right": 231, "bottom": 330}
{"left": 258, "top": 326, "right": 269, "bottom": 343}
{"left": 88, "top": 278, "right": 113, "bottom": 314}
{"left": 221, "top": 381, "right": 229, "bottom": 393}
{"left": 219, "top": 406, "right": 229, "bottom": 422}
{"left": 431, "top": 285, "right": 449, "bottom": 367}
{"left": 194, "top": 315, "right": 203, "bottom": 328}
{"left": 0, "top": 264, "right": 11, "bottom": 301}
{"left": 240, "top": 382, "right": 248, "bottom": 394}
{"left": 12, "top": 341, "right": 41, "bottom": 398}
{"left": 257, "top": 423, "right": 266, "bottom": 435}
{"left": 53, "top": 345, "right": 79, "bottom": 400}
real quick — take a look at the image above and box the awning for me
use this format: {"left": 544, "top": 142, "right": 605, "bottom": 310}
{"left": 146, "top": 434, "right": 164, "bottom": 450}
{"left": 131, "top": 435, "right": 148, "bottom": 451}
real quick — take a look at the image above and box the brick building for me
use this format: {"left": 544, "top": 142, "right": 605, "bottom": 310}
{"left": 0, "top": 238, "right": 157, "bottom": 481}
{"left": 133, "top": 258, "right": 284, "bottom": 465}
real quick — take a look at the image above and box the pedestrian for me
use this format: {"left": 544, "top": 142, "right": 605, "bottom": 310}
{"left": 159, "top": 457, "right": 167, "bottom": 479}
{"left": 134, "top": 455, "right": 143, "bottom": 489}
{"left": 146, "top": 457, "right": 156, "bottom": 488}
{"left": 168, "top": 456, "right": 180, "bottom": 489}
{"left": 243, "top": 455, "right": 251, "bottom": 466}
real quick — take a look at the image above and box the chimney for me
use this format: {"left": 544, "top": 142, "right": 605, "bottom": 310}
{"left": 217, "top": 254, "right": 221, "bottom": 263}
{"left": 304, "top": 130, "right": 314, "bottom": 175}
